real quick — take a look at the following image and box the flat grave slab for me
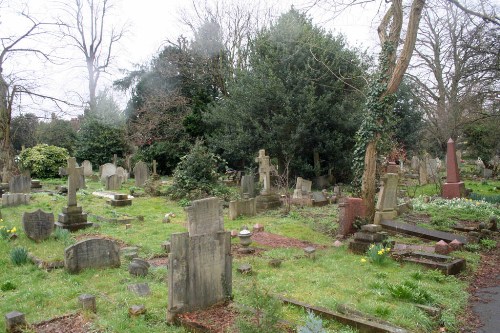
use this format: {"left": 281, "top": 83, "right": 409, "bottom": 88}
{"left": 380, "top": 220, "right": 467, "bottom": 244}
{"left": 399, "top": 251, "right": 466, "bottom": 275}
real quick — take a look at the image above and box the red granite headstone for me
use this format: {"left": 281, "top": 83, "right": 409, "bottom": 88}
{"left": 442, "top": 138, "right": 466, "bottom": 199}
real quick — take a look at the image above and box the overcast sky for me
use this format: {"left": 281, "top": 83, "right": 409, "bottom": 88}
{"left": 2, "top": 0, "right": 384, "bottom": 119}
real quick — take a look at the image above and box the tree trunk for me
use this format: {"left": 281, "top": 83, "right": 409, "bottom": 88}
{"left": 361, "top": 140, "right": 377, "bottom": 220}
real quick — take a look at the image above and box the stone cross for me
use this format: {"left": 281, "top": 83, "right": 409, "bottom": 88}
{"left": 255, "top": 149, "right": 274, "bottom": 195}
{"left": 67, "top": 157, "right": 80, "bottom": 207}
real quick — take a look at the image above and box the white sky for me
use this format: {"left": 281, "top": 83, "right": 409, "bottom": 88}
{"left": 2, "top": 0, "right": 384, "bottom": 119}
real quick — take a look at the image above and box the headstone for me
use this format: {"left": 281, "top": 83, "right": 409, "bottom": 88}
{"left": 82, "top": 160, "right": 93, "bottom": 177}
{"left": 9, "top": 175, "right": 31, "bottom": 193}
{"left": 292, "top": 177, "right": 313, "bottom": 199}
{"left": 56, "top": 157, "right": 92, "bottom": 231}
{"left": 338, "top": 197, "right": 367, "bottom": 237}
{"left": 64, "top": 238, "right": 120, "bottom": 273}
{"left": 125, "top": 155, "right": 132, "bottom": 172}
{"left": 426, "top": 157, "right": 438, "bottom": 181}
{"left": 167, "top": 197, "right": 232, "bottom": 322}
{"left": 442, "top": 139, "right": 465, "bottom": 199}
{"left": 129, "top": 258, "right": 150, "bottom": 277}
{"left": 1, "top": 193, "right": 30, "bottom": 207}
{"left": 311, "top": 191, "right": 328, "bottom": 206}
{"left": 483, "top": 168, "right": 493, "bottom": 179}
{"left": 374, "top": 173, "right": 399, "bottom": 224}
{"left": 115, "top": 167, "right": 128, "bottom": 182}
{"left": 105, "top": 174, "right": 122, "bottom": 191}
{"left": 100, "top": 163, "right": 117, "bottom": 183}
{"left": 229, "top": 198, "right": 256, "bottom": 220}
{"left": 22, "top": 209, "right": 54, "bottom": 242}
{"left": 78, "top": 294, "right": 96, "bottom": 313}
{"left": 240, "top": 175, "right": 255, "bottom": 197}
{"left": 419, "top": 156, "right": 428, "bottom": 185}
{"left": 77, "top": 165, "right": 86, "bottom": 190}
{"left": 133, "top": 161, "right": 149, "bottom": 187}
{"left": 129, "top": 305, "right": 146, "bottom": 317}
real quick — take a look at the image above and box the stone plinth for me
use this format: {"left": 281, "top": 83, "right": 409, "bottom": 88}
{"left": 56, "top": 205, "right": 92, "bottom": 231}
{"left": 349, "top": 224, "right": 388, "bottom": 254}
{"left": 229, "top": 198, "right": 256, "bottom": 220}
{"left": 110, "top": 194, "right": 132, "bottom": 207}
{"left": 78, "top": 294, "right": 96, "bottom": 313}
{"left": 442, "top": 182, "right": 466, "bottom": 199}
{"left": 255, "top": 193, "right": 281, "bottom": 212}
{"left": 5, "top": 311, "right": 26, "bottom": 333}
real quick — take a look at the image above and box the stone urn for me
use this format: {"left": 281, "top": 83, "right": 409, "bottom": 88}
{"left": 238, "top": 227, "right": 253, "bottom": 248}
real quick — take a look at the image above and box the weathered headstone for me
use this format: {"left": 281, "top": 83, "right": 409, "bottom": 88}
{"left": 128, "top": 283, "right": 151, "bottom": 296}
{"left": 2, "top": 193, "right": 30, "bottom": 207}
{"left": 115, "top": 167, "right": 128, "bottom": 182}
{"left": 129, "top": 258, "right": 150, "bottom": 277}
{"left": 82, "top": 160, "right": 93, "bottom": 177}
{"left": 5, "top": 311, "right": 27, "bottom": 333}
{"left": 77, "top": 164, "right": 86, "bottom": 190}
{"left": 56, "top": 157, "right": 92, "bottom": 231}
{"left": 229, "top": 198, "right": 256, "bottom": 220}
{"left": 292, "top": 177, "right": 313, "bottom": 199}
{"left": 419, "top": 155, "right": 428, "bottom": 185}
{"left": 426, "top": 157, "right": 438, "bottom": 182}
{"left": 78, "top": 294, "right": 96, "bottom": 313}
{"left": 411, "top": 156, "right": 419, "bottom": 171}
{"left": 100, "top": 163, "right": 117, "bottom": 183}
{"left": 105, "top": 174, "right": 122, "bottom": 191}
{"left": 133, "top": 161, "right": 149, "bottom": 187}
{"left": 167, "top": 197, "right": 232, "bottom": 322}
{"left": 442, "top": 138, "right": 466, "bottom": 199}
{"left": 240, "top": 175, "right": 255, "bottom": 198}
{"left": 311, "top": 191, "right": 328, "bottom": 207}
{"left": 374, "top": 173, "right": 399, "bottom": 224}
{"left": 9, "top": 175, "right": 31, "bottom": 193}
{"left": 22, "top": 209, "right": 54, "bottom": 242}
{"left": 64, "top": 238, "right": 120, "bottom": 274}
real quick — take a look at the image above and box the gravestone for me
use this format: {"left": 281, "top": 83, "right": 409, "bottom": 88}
{"left": 442, "top": 138, "right": 466, "bottom": 199}
{"left": 56, "top": 157, "right": 92, "bottom": 231}
{"left": 167, "top": 197, "right": 232, "bottom": 322}
{"left": 9, "top": 175, "right": 31, "bottom": 193}
{"left": 411, "top": 156, "right": 419, "bottom": 171}
{"left": 240, "top": 175, "right": 255, "bottom": 198}
{"left": 22, "top": 209, "right": 54, "bottom": 242}
{"left": 133, "top": 161, "right": 149, "bottom": 187}
{"left": 292, "top": 177, "right": 313, "bottom": 199}
{"left": 311, "top": 191, "right": 328, "bottom": 207}
{"left": 426, "top": 157, "right": 438, "bottom": 182}
{"left": 2, "top": 193, "right": 30, "bottom": 207}
{"left": 115, "top": 167, "right": 128, "bottom": 182}
{"left": 82, "top": 160, "right": 93, "bottom": 177}
{"left": 105, "top": 174, "right": 122, "bottom": 191}
{"left": 374, "top": 173, "right": 399, "bottom": 224}
{"left": 100, "top": 163, "right": 117, "bottom": 183}
{"left": 64, "top": 238, "right": 120, "bottom": 274}
{"left": 338, "top": 197, "right": 367, "bottom": 237}
{"left": 77, "top": 165, "right": 86, "bottom": 190}
{"left": 254, "top": 150, "right": 280, "bottom": 212}
{"left": 229, "top": 197, "right": 256, "bottom": 220}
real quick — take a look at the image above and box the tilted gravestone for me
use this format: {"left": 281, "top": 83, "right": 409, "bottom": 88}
{"left": 167, "top": 197, "right": 232, "bottom": 322}
{"left": 82, "top": 160, "right": 93, "bottom": 177}
{"left": 105, "top": 174, "right": 122, "bottom": 191}
{"left": 64, "top": 238, "right": 121, "bottom": 274}
{"left": 22, "top": 209, "right": 54, "bottom": 242}
{"left": 133, "top": 161, "right": 149, "bottom": 187}
{"left": 9, "top": 175, "right": 31, "bottom": 193}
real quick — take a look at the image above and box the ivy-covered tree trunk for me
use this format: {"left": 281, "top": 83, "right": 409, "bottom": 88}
{"left": 355, "top": 0, "right": 425, "bottom": 221}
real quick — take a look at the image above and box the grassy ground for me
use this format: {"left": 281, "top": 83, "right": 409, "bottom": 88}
{"left": 0, "top": 176, "right": 491, "bottom": 332}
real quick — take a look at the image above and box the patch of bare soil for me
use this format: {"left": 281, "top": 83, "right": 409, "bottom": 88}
{"left": 459, "top": 236, "right": 500, "bottom": 333}
{"left": 147, "top": 256, "right": 169, "bottom": 267}
{"left": 31, "top": 313, "right": 96, "bottom": 333}
{"left": 177, "top": 302, "right": 238, "bottom": 333}
{"left": 250, "top": 231, "right": 327, "bottom": 249}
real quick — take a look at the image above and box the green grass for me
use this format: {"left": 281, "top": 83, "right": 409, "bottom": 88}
{"left": 0, "top": 177, "right": 486, "bottom": 332}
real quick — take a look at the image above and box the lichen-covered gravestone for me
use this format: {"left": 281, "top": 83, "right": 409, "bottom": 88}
{"left": 22, "top": 209, "right": 54, "bottom": 242}
{"left": 167, "top": 197, "right": 232, "bottom": 322}
{"left": 64, "top": 238, "right": 120, "bottom": 273}
{"left": 9, "top": 175, "right": 31, "bottom": 193}
{"left": 82, "top": 160, "right": 93, "bottom": 177}
{"left": 100, "top": 163, "right": 117, "bottom": 183}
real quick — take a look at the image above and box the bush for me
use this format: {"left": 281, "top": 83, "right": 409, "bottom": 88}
{"left": 168, "top": 141, "right": 227, "bottom": 200}
{"left": 297, "top": 310, "right": 326, "bottom": 333}
{"left": 18, "top": 144, "right": 69, "bottom": 178}
{"left": 10, "top": 247, "right": 29, "bottom": 265}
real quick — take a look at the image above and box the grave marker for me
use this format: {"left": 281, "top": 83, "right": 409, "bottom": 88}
{"left": 82, "top": 160, "right": 93, "bottom": 177}
{"left": 374, "top": 173, "right": 399, "bottom": 224}
{"left": 167, "top": 197, "right": 232, "bottom": 322}
{"left": 9, "top": 175, "right": 31, "bottom": 193}
{"left": 64, "top": 238, "right": 120, "bottom": 273}
{"left": 22, "top": 209, "right": 54, "bottom": 242}
{"left": 442, "top": 138, "right": 466, "bottom": 199}
{"left": 133, "top": 161, "right": 149, "bottom": 187}
{"left": 100, "top": 163, "right": 117, "bottom": 183}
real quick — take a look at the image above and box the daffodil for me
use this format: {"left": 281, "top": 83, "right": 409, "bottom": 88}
{"left": 361, "top": 258, "right": 367, "bottom": 263}
{"left": 11, "top": 227, "right": 16, "bottom": 233}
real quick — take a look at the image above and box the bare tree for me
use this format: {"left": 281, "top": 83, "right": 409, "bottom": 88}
{"left": 410, "top": 1, "right": 500, "bottom": 153}
{"left": 60, "top": 0, "right": 126, "bottom": 112}
{"left": 0, "top": 4, "right": 63, "bottom": 181}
